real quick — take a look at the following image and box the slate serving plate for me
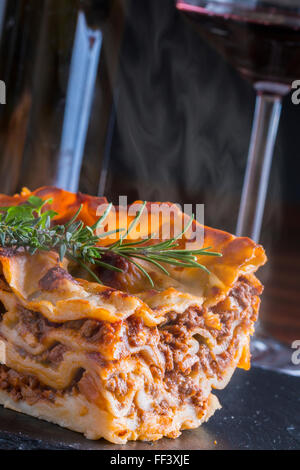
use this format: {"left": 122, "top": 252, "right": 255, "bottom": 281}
{"left": 0, "top": 367, "right": 299, "bottom": 450}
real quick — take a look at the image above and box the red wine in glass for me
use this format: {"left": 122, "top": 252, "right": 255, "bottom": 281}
{"left": 176, "top": 0, "right": 300, "bottom": 374}
{"left": 177, "top": 0, "right": 300, "bottom": 85}
{"left": 177, "top": 0, "right": 300, "bottom": 243}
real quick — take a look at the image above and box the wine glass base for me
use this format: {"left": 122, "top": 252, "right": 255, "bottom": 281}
{"left": 250, "top": 334, "right": 300, "bottom": 376}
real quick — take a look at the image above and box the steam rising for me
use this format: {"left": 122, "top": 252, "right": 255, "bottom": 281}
{"left": 106, "top": 0, "right": 283, "bottom": 237}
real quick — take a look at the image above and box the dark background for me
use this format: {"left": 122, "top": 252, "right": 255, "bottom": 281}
{"left": 0, "top": 0, "right": 299, "bottom": 343}
{"left": 106, "top": 0, "right": 300, "bottom": 234}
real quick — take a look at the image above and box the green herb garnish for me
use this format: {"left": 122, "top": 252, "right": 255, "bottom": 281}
{"left": 0, "top": 197, "right": 221, "bottom": 286}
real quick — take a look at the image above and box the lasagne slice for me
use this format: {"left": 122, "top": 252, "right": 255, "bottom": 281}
{"left": 0, "top": 187, "right": 266, "bottom": 443}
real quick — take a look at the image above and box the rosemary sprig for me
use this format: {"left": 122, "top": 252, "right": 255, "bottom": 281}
{"left": 0, "top": 196, "right": 221, "bottom": 287}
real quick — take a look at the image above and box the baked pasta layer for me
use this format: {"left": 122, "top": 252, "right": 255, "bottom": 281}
{"left": 0, "top": 187, "right": 266, "bottom": 443}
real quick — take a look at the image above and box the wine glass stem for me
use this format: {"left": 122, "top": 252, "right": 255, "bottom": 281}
{"left": 236, "top": 92, "right": 283, "bottom": 242}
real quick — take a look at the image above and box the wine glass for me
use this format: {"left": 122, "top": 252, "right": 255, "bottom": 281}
{"left": 176, "top": 0, "right": 300, "bottom": 373}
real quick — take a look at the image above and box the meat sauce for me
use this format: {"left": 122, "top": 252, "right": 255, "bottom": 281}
{"left": 0, "top": 277, "right": 260, "bottom": 406}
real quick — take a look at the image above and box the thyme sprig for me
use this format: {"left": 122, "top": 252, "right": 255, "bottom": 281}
{"left": 0, "top": 196, "right": 221, "bottom": 286}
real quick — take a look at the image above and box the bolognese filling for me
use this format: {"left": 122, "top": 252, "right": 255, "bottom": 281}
{"left": 0, "top": 276, "right": 261, "bottom": 415}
